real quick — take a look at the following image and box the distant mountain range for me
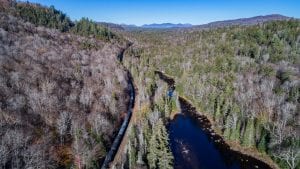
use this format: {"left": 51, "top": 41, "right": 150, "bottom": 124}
{"left": 100, "top": 14, "right": 294, "bottom": 30}
{"left": 118, "top": 23, "right": 193, "bottom": 29}
{"left": 141, "top": 23, "right": 193, "bottom": 29}
{"left": 97, "top": 22, "right": 125, "bottom": 31}
{"left": 195, "top": 14, "right": 292, "bottom": 29}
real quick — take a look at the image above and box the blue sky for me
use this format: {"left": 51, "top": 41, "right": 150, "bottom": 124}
{"left": 21, "top": 0, "right": 300, "bottom": 26}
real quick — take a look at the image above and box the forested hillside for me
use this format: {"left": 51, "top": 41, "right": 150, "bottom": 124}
{"left": 116, "top": 20, "right": 300, "bottom": 169}
{"left": 4, "top": 1, "right": 121, "bottom": 42}
{"left": 0, "top": 1, "right": 132, "bottom": 168}
{"left": 0, "top": 0, "right": 299, "bottom": 169}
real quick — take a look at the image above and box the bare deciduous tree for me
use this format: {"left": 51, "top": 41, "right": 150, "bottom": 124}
{"left": 79, "top": 86, "right": 93, "bottom": 109}
{"left": 91, "top": 113, "right": 112, "bottom": 136}
{"left": 268, "top": 119, "right": 286, "bottom": 146}
{"left": 274, "top": 148, "right": 300, "bottom": 169}
{"left": 148, "top": 110, "right": 160, "bottom": 129}
{"left": 0, "top": 143, "right": 8, "bottom": 168}
{"left": 23, "top": 143, "right": 56, "bottom": 169}
{"left": 57, "top": 111, "right": 72, "bottom": 144}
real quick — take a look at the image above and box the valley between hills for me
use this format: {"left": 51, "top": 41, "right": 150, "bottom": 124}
{"left": 0, "top": 1, "right": 299, "bottom": 169}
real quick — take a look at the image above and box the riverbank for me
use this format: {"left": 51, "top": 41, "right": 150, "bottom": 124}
{"left": 154, "top": 70, "right": 278, "bottom": 169}
{"left": 178, "top": 96, "right": 279, "bottom": 169}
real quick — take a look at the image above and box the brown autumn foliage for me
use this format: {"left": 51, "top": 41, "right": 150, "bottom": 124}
{"left": 0, "top": 7, "right": 130, "bottom": 169}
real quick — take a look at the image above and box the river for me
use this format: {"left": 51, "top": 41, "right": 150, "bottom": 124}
{"left": 168, "top": 97, "right": 272, "bottom": 169}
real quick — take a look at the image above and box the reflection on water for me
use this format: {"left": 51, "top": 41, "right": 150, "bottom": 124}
{"left": 168, "top": 113, "right": 271, "bottom": 169}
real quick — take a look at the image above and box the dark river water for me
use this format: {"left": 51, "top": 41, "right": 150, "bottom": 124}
{"left": 155, "top": 71, "right": 271, "bottom": 169}
{"left": 168, "top": 104, "right": 272, "bottom": 169}
{"left": 168, "top": 114, "right": 241, "bottom": 169}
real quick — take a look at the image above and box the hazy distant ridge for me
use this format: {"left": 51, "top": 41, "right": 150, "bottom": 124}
{"left": 195, "top": 14, "right": 291, "bottom": 29}
{"left": 141, "top": 23, "right": 193, "bottom": 29}
{"left": 117, "top": 14, "right": 292, "bottom": 30}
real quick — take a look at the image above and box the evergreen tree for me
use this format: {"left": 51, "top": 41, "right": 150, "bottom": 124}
{"left": 242, "top": 118, "right": 256, "bottom": 147}
{"left": 147, "top": 132, "right": 159, "bottom": 169}
{"left": 156, "top": 120, "right": 173, "bottom": 169}
{"left": 15, "top": 3, "right": 73, "bottom": 32}
{"left": 147, "top": 119, "right": 173, "bottom": 169}
{"left": 128, "top": 126, "right": 138, "bottom": 168}
{"left": 257, "top": 127, "right": 269, "bottom": 153}
{"left": 71, "top": 18, "right": 116, "bottom": 41}
{"left": 269, "top": 35, "right": 284, "bottom": 62}
{"left": 230, "top": 119, "right": 241, "bottom": 141}
{"left": 214, "top": 97, "right": 222, "bottom": 121}
{"left": 224, "top": 115, "right": 232, "bottom": 140}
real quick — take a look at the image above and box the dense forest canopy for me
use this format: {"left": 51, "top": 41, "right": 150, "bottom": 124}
{"left": 8, "top": 1, "right": 120, "bottom": 41}
{"left": 15, "top": 3, "right": 74, "bottom": 32}
{"left": 72, "top": 17, "right": 116, "bottom": 41}
{"left": 122, "top": 19, "right": 300, "bottom": 169}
